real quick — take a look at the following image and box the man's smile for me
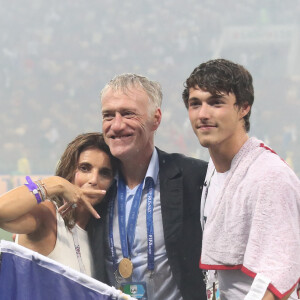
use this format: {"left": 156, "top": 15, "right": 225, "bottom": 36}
{"left": 110, "top": 134, "right": 133, "bottom": 140}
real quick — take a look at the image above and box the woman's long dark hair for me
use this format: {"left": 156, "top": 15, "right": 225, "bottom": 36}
{"left": 52, "top": 132, "right": 117, "bottom": 229}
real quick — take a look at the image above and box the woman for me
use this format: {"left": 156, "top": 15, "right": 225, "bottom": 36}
{"left": 0, "top": 133, "right": 116, "bottom": 277}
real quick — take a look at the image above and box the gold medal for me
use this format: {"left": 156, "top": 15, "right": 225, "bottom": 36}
{"left": 118, "top": 258, "right": 133, "bottom": 279}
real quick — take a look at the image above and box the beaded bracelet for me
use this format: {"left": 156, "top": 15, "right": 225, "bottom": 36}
{"left": 24, "top": 176, "right": 43, "bottom": 204}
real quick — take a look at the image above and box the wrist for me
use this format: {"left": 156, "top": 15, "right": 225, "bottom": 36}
{"left": 42, "top": 176, "right": 67, "bottom": 198}
{"left": 24, "top": 176, "right": 43, "bottom": 204}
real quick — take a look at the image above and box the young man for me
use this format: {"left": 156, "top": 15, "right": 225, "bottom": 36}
{"left": 183, "top": 59, "right": 300, "bottom": 300}
{"left": 89, "top": 74, "right": 207, "bottom": 300}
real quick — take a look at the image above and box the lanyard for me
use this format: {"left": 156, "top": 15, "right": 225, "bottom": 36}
{"left": 202, "top": 168, "right": 215, "bottom": 230}
{"left": 71, "top": 226, "right": 86, "bottom": 274}
{"left": 119, "top": 177, "right": 143, "bottom": 260}
{"left": 146, "top": 177, "right": 155, "bottom": 272}
{"left": 108, "top": 176, "right": 155, "bottom": 272}
{"left": 201, "top": 168, "right": 217, "bottom": 289}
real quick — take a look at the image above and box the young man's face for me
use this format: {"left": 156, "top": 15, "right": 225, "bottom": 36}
{"left": 188, "top": 86, "right": 249, "bottom": 151}
{"left": 101, "top": 87, "right": 161, "bottom": 162}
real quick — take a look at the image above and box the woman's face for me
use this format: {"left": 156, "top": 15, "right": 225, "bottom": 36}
{"left": 73, "top": 147, "right": 114, "bottom": 206}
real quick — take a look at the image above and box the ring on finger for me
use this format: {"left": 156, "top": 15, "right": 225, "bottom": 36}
{"left": 71, "top": 203, "right": 77, "bottom": 209}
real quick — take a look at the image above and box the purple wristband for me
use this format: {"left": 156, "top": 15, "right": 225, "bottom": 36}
{"left": 24, "top": 176, "right": 42, "bottom": 204}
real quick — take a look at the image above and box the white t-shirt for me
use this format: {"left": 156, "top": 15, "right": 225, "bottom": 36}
{"left": 204, "top": 170, "right": 254, "bottom": 299}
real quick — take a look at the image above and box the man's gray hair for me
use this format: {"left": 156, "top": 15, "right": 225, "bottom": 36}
{"left": 101, "top": 73, "right": 163, "bottom": 110}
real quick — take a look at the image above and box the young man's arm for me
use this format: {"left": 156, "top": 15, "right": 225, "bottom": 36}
{"left": 262, "top": 289, "right": 295, "bottom": 300}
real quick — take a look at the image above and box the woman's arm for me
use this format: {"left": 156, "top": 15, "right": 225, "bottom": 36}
{"left": 7, "top": 200, "right": 58, "bottom": 256}
{"left": 0, "top": 175, "right": 106, "bottom": 233}
{"left": 262, "top": 289, "right": 295, "bottom": 300}
{"left": 0, "top": 176, "right": 67, "bottom": 235}
{"left": 0, "top": 175, "right": 106, "bottom": 255}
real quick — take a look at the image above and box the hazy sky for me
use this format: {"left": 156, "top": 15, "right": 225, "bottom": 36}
{"left": 1, "top": 0, "right": 300, "bottom": 175}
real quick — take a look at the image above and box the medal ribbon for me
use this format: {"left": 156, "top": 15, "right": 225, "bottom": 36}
{"left": 108, "top": 187, "right": 118, "bottom": 271}
{"left": 108, "top": 175, "right": 155, "bottom": 273}
{"left": 119, "top": 177, "right": 143, "bottom": 259}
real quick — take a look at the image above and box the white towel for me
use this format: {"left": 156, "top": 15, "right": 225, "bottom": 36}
{"left": 200, "top": 137, "right": 300, "bottom": 298}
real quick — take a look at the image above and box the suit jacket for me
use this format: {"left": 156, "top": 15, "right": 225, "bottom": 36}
{"left": 88, "top": 148, "right": 207, "bottom": 300}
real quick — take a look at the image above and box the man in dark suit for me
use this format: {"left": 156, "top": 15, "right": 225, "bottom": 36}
{"left": 88, "top": 73, "right": 207, "bottom": 300}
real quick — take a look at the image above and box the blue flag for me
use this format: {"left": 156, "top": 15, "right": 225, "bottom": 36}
{"left": 0, "top": 240, "right": 135, "bottom": 300}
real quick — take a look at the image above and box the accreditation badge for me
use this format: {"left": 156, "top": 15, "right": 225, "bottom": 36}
{"left": 206, "top": 281, "right": 220, "bottom": 300}
{"left": 121, "top": 282, "right": 147, "bottom": 300}
{"left": 204, "top": 270, "right": 220, "bottom": 300}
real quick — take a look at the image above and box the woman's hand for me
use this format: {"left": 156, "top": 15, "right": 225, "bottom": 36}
{"left": 54, "top": 178, "right": 106, "bottom": 219}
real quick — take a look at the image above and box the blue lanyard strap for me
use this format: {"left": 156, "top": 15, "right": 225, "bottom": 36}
{"left": 108, "top": 176, "right": 155, "bottom": 273}
{"left": 119, "top": 177, "right": 143, "bottom": 259}
{"left": 146, "top": 177, "right": 155, "bottom": 271}
{"left": 108, "top": 188, "right": 117, "bottom": 271}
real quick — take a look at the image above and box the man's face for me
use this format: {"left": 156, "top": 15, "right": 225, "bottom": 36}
{"left": 188, "top": 86, "right": 249, "bottom": 150}
{"left": 101, "top": 87, "right": 161, "bottom": 161}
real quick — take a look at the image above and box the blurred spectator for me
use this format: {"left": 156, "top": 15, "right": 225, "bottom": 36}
{"left": 0, "top": 0, "right": 299, "bottom": 177}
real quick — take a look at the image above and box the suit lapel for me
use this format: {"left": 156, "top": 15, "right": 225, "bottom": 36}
{"left": 157, "top": 149, "right": 183, "bottom": 247}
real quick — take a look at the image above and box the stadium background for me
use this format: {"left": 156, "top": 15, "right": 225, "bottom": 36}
{"left": 1, "top": 0, "right": 300, "bottom": 240}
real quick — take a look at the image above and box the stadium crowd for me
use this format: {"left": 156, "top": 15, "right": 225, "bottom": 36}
{"left": 1, "top": 0, "right": 300, "bottom": 177}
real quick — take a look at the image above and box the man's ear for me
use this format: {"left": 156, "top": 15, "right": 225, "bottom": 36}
{"left": 239, "top": 103, "right": 251, "bottom": 119}
{"left": 153, "top": 108, "right": 162, "bottom": 131}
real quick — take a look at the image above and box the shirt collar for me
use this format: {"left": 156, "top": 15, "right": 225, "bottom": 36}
{"left": 144, "top": 148, "right": 159, "bottom": 186}
{"left": 114, "top": 148, "right": 159, "bottom": 188}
